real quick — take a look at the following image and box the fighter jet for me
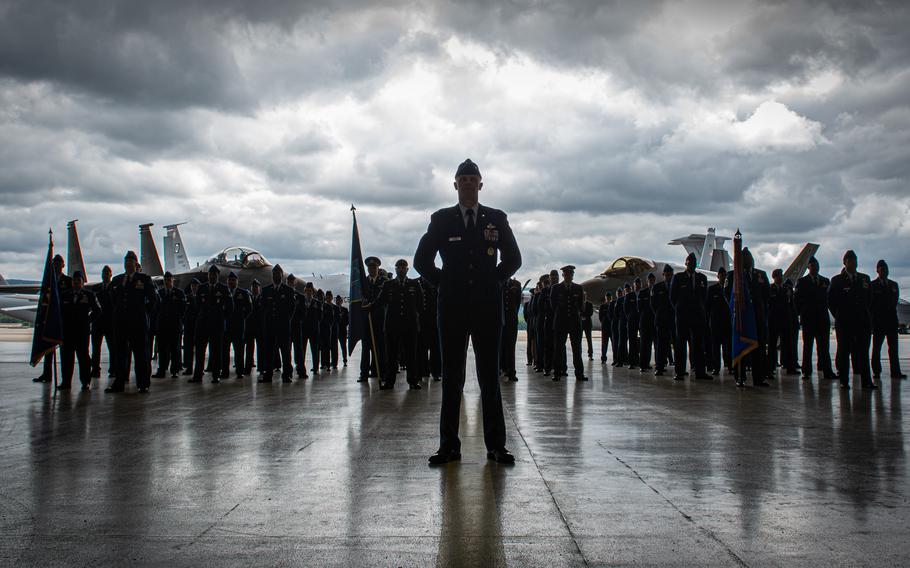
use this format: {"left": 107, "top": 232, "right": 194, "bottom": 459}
{"left": 0, "top": 221, "right": 350, "bottom": 324}
{"left": 579, "top": 229, "right": 820, "bottom": 310}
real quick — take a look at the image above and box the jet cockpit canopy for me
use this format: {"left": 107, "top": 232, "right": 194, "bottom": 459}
{"left": 598, "top": 257, "right": 656, "bottom": 278}
{"left": 208, "top": 246, "right": 271, "bottom": 269}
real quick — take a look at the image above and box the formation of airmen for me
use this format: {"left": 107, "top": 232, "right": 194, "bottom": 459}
{"left": 33, "top": 251, "right": 352, "bottom": 392}
{"left": 527, "top": 250, "right": 905, "bottom": 389}
{"left": 32, "top": 248, "right": 905, "bottom": 394}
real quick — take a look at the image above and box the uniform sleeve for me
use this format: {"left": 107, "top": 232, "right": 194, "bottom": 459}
{"left": 495, "top": 213, "right": 521, "bottom": 283}
{"left": 414, "top": 214, "right": 443, "bottom": 285}
{"left": 827, "top": 279, "right": 839, "bottom": 318}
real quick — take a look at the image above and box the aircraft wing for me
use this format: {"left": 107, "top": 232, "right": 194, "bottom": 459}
{"left": 783, "top": 243, "right": 820, "bottom": 285}
{"left": 0, "top": 284, "right": 41, "bottom": 294}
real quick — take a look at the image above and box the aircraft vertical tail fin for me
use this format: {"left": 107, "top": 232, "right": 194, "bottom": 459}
{"left": 163, "top": 223, "right": 191, "bottom": 273}
{"left": 699, "top": 228, "right": 716, "bottom": 271}
{"left": 139, "top": 223, "right": 165, "bottom": 277}
{"left": 0, "top": 274, "right": 6, "bottom": 285}
{"left": 783, "top": 243, "right": 820, "bottom": 285}
{"left": 66, "top": 219, "right": 88, "bottom": 283}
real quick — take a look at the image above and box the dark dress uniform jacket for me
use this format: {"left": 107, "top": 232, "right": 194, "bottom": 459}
{"left": 111, "top": 272, "right": 157, "bottom": 332}
{"left": 550, "top": 282, "right": 585, "bottom": 331}
{"left": 414, "top": 205, "right": 521, "bottom": 318}
{"left": 828, "top": 270, "right": 872, "bottom": 333}
{"left": 227, "top": 287, "right": 252, "bottom": 335}
{"left": 196, "top": 282, "right": 232, "bottom": 331}
{"left": 157, "top": 287, "right": 187, "bottom": 332}
{"left": 62, "top": 288, "right": 101, "bottom": 338}
{"left": 871, "top": 278, "right": 900, "bottom": 332}
{"left": 414, "top": 203, "right": 521, "bottom": 454}
{"left": 379, "top": 277, "right": 423, "bottom": 330}
{"left": 795, "top": 274, "right": 831, "bottom": 329}
{"left": 706, "top": 282, "right": 730, "bottom": 332}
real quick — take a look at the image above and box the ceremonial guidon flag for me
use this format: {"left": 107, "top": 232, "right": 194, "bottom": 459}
{"left": 729, "top": 230, "right": 758, "bottom": 367}
{"left": 30, "top": 230, "right": 64, "bottom": 367}
{"left": 347, "top": 206, "right": 367, "bottom": 353}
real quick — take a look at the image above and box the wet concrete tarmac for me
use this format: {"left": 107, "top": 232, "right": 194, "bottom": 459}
{"left": 0, "top": 336, "right": 908, "bottom": 566}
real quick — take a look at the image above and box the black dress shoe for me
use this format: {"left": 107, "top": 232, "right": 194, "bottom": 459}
{"left": 487, "top": 448, "right": 515, "bottom": 464}
{"left": 57, "top": 384, "right": 71, "bottom": 390}
{"left": 873, "top": 374, "right": 881, "bottom": 380}
{"left": 862, "top": 382, "right": 878, "bottom": 390}
{"left": 33, "top": 376, "right": 51, "bottom": 383}
{"left": 188, "top": 377, "right": 202, "bottom": 383}
{"left": 801, "top": 375, "right": 812, "bottom": 381}
{"left": 695, "top": 374, "right": 713, "bottom": 380}
{"left": 282, "top": 377, "right": 293, "bottom": 383}
{"left": 211, "top": 378, "right": 221, "bottom": 384}
{"left": 673, "top": 375, "right": 685, "bottom": 381}
{"left": 357, "top": 377, "right": 368, "bottom": 383}
{"left": 576, "top": 376, "right": 589, "bottom": 381}
{"left": 152, "top": 372, "right": 166, "bottom": 378}
{"left": 509, "top": 376, "right": 518, "bottom": 382}
{"left": 543, "top": 370, "right": 550, "bottom": 376}
{"left": 893, "top": 373, "right": 908, "bottom": 379}
{"left": 428, "top": 449, "right": 461, "bottom": 465}
{"left": 409, "top": 383, "right": 422, "bottom": 390}
{"left": 434, "top": 376, "right": 441, "bottom": 382}
{"left": 654, "top": 369, "right": 664, "bottom": 376}
{"left": 104, "top": 385, "right": 124, "bottom": 393}
{"left": 755, "top": 380, "right": 770, "bottom": 387}
{"left": 182, "top": 370, "right": 194, "bottom": 376}
{"left": 138, "top": 387, "right": 149, "bottom": 393}
{"left": 551, "top": 375, "right": 560, "bottom": 382}
{"left": 379, "top": 382, "right": 394, "bottom": 390}
{"left": 171, "top": 373, "right": 179, "bottom": 378}
{"left": 81, "top": 385, "right": 91, "bottom": 392}
{"left": 257, "top": 378, "right": 273, "bottom": 383}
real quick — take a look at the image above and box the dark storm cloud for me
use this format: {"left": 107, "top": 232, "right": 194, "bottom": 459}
{"left": 1, "top": 0, "right": 909, "bottom": 291}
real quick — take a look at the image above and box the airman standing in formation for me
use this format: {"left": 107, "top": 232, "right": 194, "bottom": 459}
{"left": 376, "top": 259, "right": 423, "bottom": 389}
{"left": 90, "top": 265, "right": 115, "bottom": 379}
{"left": 624, "top": 280, "right": 640, "bottom": 370}
{"left": 153, "top": 271, "right": 186, "bottom": 379}
{"left": 359, "top": 256, "right": 387, "bottom": 383}
{"left": 769, "top": 268, "right": 798, "bottom": 375}
{"left": 501, "top": 277, "right": 522, "bottom": 382}
{"left": 222, "top": 271, "right": 251, "bottom": 379}
{"left": 795, "top": 257, "right": 835, "bottom": 381}
{"left": 637, "top": 273, "right": 655, "bottom": 371}
{"left": 612, "top": 287, "right": 626, "bottom": 367}
{"left": 829, "top": 250, "right": 875, "bottom": 390}
{"left": 259, "top": 265, "right": 295, "bottom": 383}
{"left": 870, "top": 259, "right": 906, "bottom": 380}
{"left": 598, "top": 292, "right": 612, "bottom": 364}
{"left": 324, "top": 290, "right": 339, "bottom": 369}
{"left": 106, "top": 251, "right": 157, "bottom": 393}
{"left": 335, "top": 294, "right": 349, "bottom": 367}
{"left": 245, "top": 279, "right": 263, "bottom": 377}
{"left": 191, "top": 265, "right": 232, "bottom": 384}
{"left": 60, "top": 271, "right": 101, "bottom": 390}
{"left": 300, "top": 282, "right": 322, "bottom": 377}
{"left": 670, "top": 253, "right": 711, "bottom": 381}
{"left": 182, "top": 279, "right": 200, "bottom": 376}
{"left": 651, "top": 265, "right": 674, "bottom": 376}
{"left": 706, "top": 267, "right": 731, "bottom": 376}
{"left": 549, "top": 265, "right": 588, "bottom": 381}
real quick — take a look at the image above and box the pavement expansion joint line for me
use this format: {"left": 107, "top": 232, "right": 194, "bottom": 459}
{"left": 595, "top": 441, "right": 749, "bottom": 568}
{"left": 506, "top": 404, "right": 590, "bottom": 567}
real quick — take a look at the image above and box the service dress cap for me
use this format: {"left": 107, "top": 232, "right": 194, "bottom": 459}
{"left": 455, "top": 159, "right": 481, "bottom": 178}
{"left": 124, "top": 250, "right": 138, "bottom": 262}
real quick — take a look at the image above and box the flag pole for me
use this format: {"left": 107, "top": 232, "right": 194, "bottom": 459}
{"left": 352, "top": 205, "right": 383, "bottom": 383}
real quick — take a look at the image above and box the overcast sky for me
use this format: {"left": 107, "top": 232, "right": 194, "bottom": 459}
{"left": 1, "top": 0, "right": 908, "bottom": 291}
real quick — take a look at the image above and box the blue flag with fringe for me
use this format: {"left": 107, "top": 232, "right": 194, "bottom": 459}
{"left": 348, "top": 206, "right": 367, "bottom": 352}
{"left": 729, "top": 230, "right": 758, "bottom": 366}
{"left": 30, "top": 230, "right": 64, "bottom": 367}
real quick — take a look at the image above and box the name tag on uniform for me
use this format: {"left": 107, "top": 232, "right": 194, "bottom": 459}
{"left": 449, "top": 236, "right": 462, "bottom": 242}
{"left": 135, "top": 281, "right": 144, "bottom": 289}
